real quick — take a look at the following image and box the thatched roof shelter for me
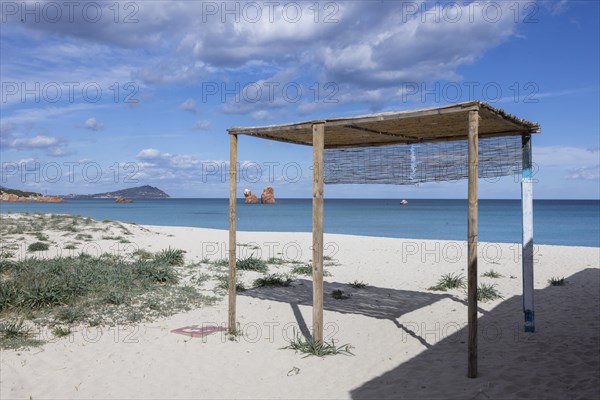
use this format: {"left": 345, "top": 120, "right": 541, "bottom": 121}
{"left": 229, "top": 101, "right": 539, "bottom": 148}
{"left": 226, "top": 100, "right": 540, "bottom": 378}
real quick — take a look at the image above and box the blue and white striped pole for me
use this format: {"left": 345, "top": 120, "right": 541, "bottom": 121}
{"left": 521, "top": 134, "right": 535, "bottom": 333}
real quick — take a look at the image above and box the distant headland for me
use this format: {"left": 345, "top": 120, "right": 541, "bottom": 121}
{"left": 0, "top": 187, "right": 63, "bottom": 203}
{"left": 0, "top": 185, "right": 170, "bottom": 202}
{"left": 62, "top": 185, "right": 170, "bottom": 200}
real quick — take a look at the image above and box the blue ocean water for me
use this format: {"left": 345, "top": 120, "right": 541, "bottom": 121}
{"left": 1, "top": 199, "right": 598, "bottom": 247}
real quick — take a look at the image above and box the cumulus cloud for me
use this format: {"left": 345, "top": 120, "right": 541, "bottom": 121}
{"left": 250, "top": 110, "right": 283, "bottom": 121}
{"left": 540, "top": 0, "right": 570, "bottom": 15}
{"left": 46, "top": 147, "right": 71, "bottom": 157}
{"left": 535, "top": 146, "right": 600, "bottom": 181}
{"left": 2, "top": 134, "right": 69, "bottom": 157}
{"left": 568, "top": 166, "right": 600, "bottom": 180}
{"left": 7, "top": 1, "right": 524, "bottom": 110}
{"left": 1, "top": 121, "right": 70, "bottom": 157}
{"left": 535, "top": 146, "right": 599, "bottom": 168}
{"left": 135, "top": 148, "right": 227, "bottom": 183}
{"left": 192, "top": 120, "right": 211, "bottom": 130}
{"left": 137, "top": 148, "right": 202, "bottom": 169}
{"left": 0, "top": 121, "right": 16, "bottom": 145}
{"left": 137, "top": 148, "right": 163, "bottom": 160}
{"left": 178, "top": 98, "right": 198, "bottom": 114}
{"left": 84, "top": 117, "right": 105, "bottom": 131}
{"left": 10, "top": 135, "right": 59, "bottom": 149}
{"left": 135, "top": 60, "right": 205, "bottom": 85}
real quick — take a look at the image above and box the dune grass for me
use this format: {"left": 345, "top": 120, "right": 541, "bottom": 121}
{"left": 0, "top": 251, "right": 214, "bottom": 348}
{"left": 429, "top": 272, "right": 465, "bottom": 291}
{"left": 266, "top": 257, "right": 287, "bottom": 265}
{"left": 153, "top": 247, "right": 186, "bottom": 266}
{"left": 283, "top": 334, "right": 354, "bottom": 358}
{"left": 477, "top": 283, "right": 502, "bottom": 301}
{"left": 331, "top": 289, "right": 350, "bottom": 300}
{"left": 291, "top": 264, "right": 331, "bottom": 277}
{"left": 211, "top": 258, "right": 229, "bottom": 268}
{"left": 27, "top": 242, "right": 49, "bottom": 252}
{"left": 482, "top": 269, "right": 503, "bottom": 278}
{"left": 349, "top": 280, "right": 368, "bottom": 289}
{"left": 236, "top": 255, "right": 268, "bottom": 273}
{"left": 52, "top": 326, "right": 71, "bottom": 337}
{"left": 0, "top": 319, "right": 43, "bottom": 349}
{"left": 548, "top": 276, "right": 566, "bottom": 286}
{"left": 216, "top": 274, "right": 246, "bottom": 292}
{"left": 253, "top": 273, "right": 294, "bottom": 287}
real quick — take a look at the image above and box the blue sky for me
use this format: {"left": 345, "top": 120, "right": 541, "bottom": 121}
{"left": 1, "top": 0, "right": 598, "bottom": 199}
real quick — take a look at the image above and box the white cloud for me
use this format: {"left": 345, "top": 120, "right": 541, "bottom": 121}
{"left": 535, "top": 146, "right": 600, "bottom": 181}
{"left": 137, "top": 148, "right": 162, "bottom": 159}
{"left": 136, "top": 60, "right": 204, "bottom": 85}
{"left": 568, "top": 166, "right": 600, "bottom": 180}
{"left": 192, "top": 120, "right": 211, "bottom": 130}
{"left": 0, "top": 121, "right": 16, "bottom": 145}
{"left": 540, "top": 0, "right": 570, "bottom": 15}
{"left": 535, "top": 146, "right": 599, "bottom": 168}
{"left": 135, "top": 148, "right": 227, "bottom": 183}
{"left": 2, "top": 104, "right": 101, "bottom": 125}
{"left": 178, "top": 98, "right": 198, "bottom": 114}
{"left": 3, "top": 134, "right": 70, "bottom": 157}
{"left": 46, "top": 147, "right": 71, "bottom": 157}
{"left": 84, "top": 117, "right": 104, "bottom": 131}
{"left": 5, "top": 2, "right": 523, "bottom": 110}
{"left": 250, "top": 110, "right": 281, "bottom": 121}
{"left": 10, "top": 135, "right": 59, "bottom": 149}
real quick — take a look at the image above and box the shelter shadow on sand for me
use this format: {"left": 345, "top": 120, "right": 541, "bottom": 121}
{"left": 349, "top": 268, "right": 600, "bottom": 400}
{"left": 241, "top": 279, "right": 456, "bottom": 347}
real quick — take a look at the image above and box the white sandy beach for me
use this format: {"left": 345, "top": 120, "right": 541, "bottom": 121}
{"left": 1, "top": 216, "right": 599, "bottom": 399}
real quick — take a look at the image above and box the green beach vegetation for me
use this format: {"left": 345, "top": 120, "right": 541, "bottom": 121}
{"left": 0, "top": 213, "right": 349, "bottom": 350}
{"left": 428, "top": 272, "right": 466, "bottom": 291}
{"left": 283, "top": 332, "right": 354, "bottom": 358}
{"left": 0, "top": 252, "right": 217, "bottom": 349}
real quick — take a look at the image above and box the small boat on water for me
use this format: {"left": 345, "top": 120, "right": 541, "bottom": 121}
{"left": 400, "top": 199, "right": 409, "bottom": 205}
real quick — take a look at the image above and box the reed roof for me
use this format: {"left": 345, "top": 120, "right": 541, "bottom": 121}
{"left": 228, "top": 101, "right": 540, "bottom": 149}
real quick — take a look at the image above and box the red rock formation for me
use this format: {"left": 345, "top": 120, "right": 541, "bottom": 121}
{"left": 0, "top": 192, "right": 64, "bottom": 202}
{"left": 36, "top": 196, "right": 64, "bottom": 203}
{"left": 261, "top": 186, "right": 275, "bottom": 204}
{"left": 243, "top": 189, "right": 259, "bottom": 204}
{"left": 115, "top": 196, "right": 134, "bottom": 203}
{"left": 0, "top": 193, "right": 34, "bottom": 202}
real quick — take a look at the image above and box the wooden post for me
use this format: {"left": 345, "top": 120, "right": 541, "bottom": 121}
{"left": 228, "top": 134, "right": 238, "bottom": 334}
{"left": 312, "top": 122, "right": 325, "bottom": 344}
{"left": 467, "top": 110, "right": 479, "bottom": 378}
{"left": 521, "top": 134, "right": 535, "bottom": 333}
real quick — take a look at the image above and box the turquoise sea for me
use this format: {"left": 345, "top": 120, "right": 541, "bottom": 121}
{"left": 1, "top": 199, "right": 598, "bottom": 247}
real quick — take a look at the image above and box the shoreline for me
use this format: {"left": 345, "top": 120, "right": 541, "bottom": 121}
{"left": 2, "top": 211, "right": 599, "bottom": 249}
{"left": 1, "top": 214, "right": 599, "bottom": 399}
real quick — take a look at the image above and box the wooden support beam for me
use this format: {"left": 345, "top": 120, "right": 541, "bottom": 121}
{"left": 228, "top": 134, "right": 238, "bottom": 334}
{"left": 312, "top": 122, "right": 325, "bottom": 344}
{"left": 467, "top": 110, "right": 479, "bottom": 378}
{"left": 521, "top": 134, "right": 535, "bottom": 333}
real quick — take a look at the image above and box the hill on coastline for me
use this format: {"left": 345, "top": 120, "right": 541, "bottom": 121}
{"left": 0, "top": 187, "right": 43, "bottom": 197}
{"left": 63, "top": 185, "right": 170, "bottom": 199}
